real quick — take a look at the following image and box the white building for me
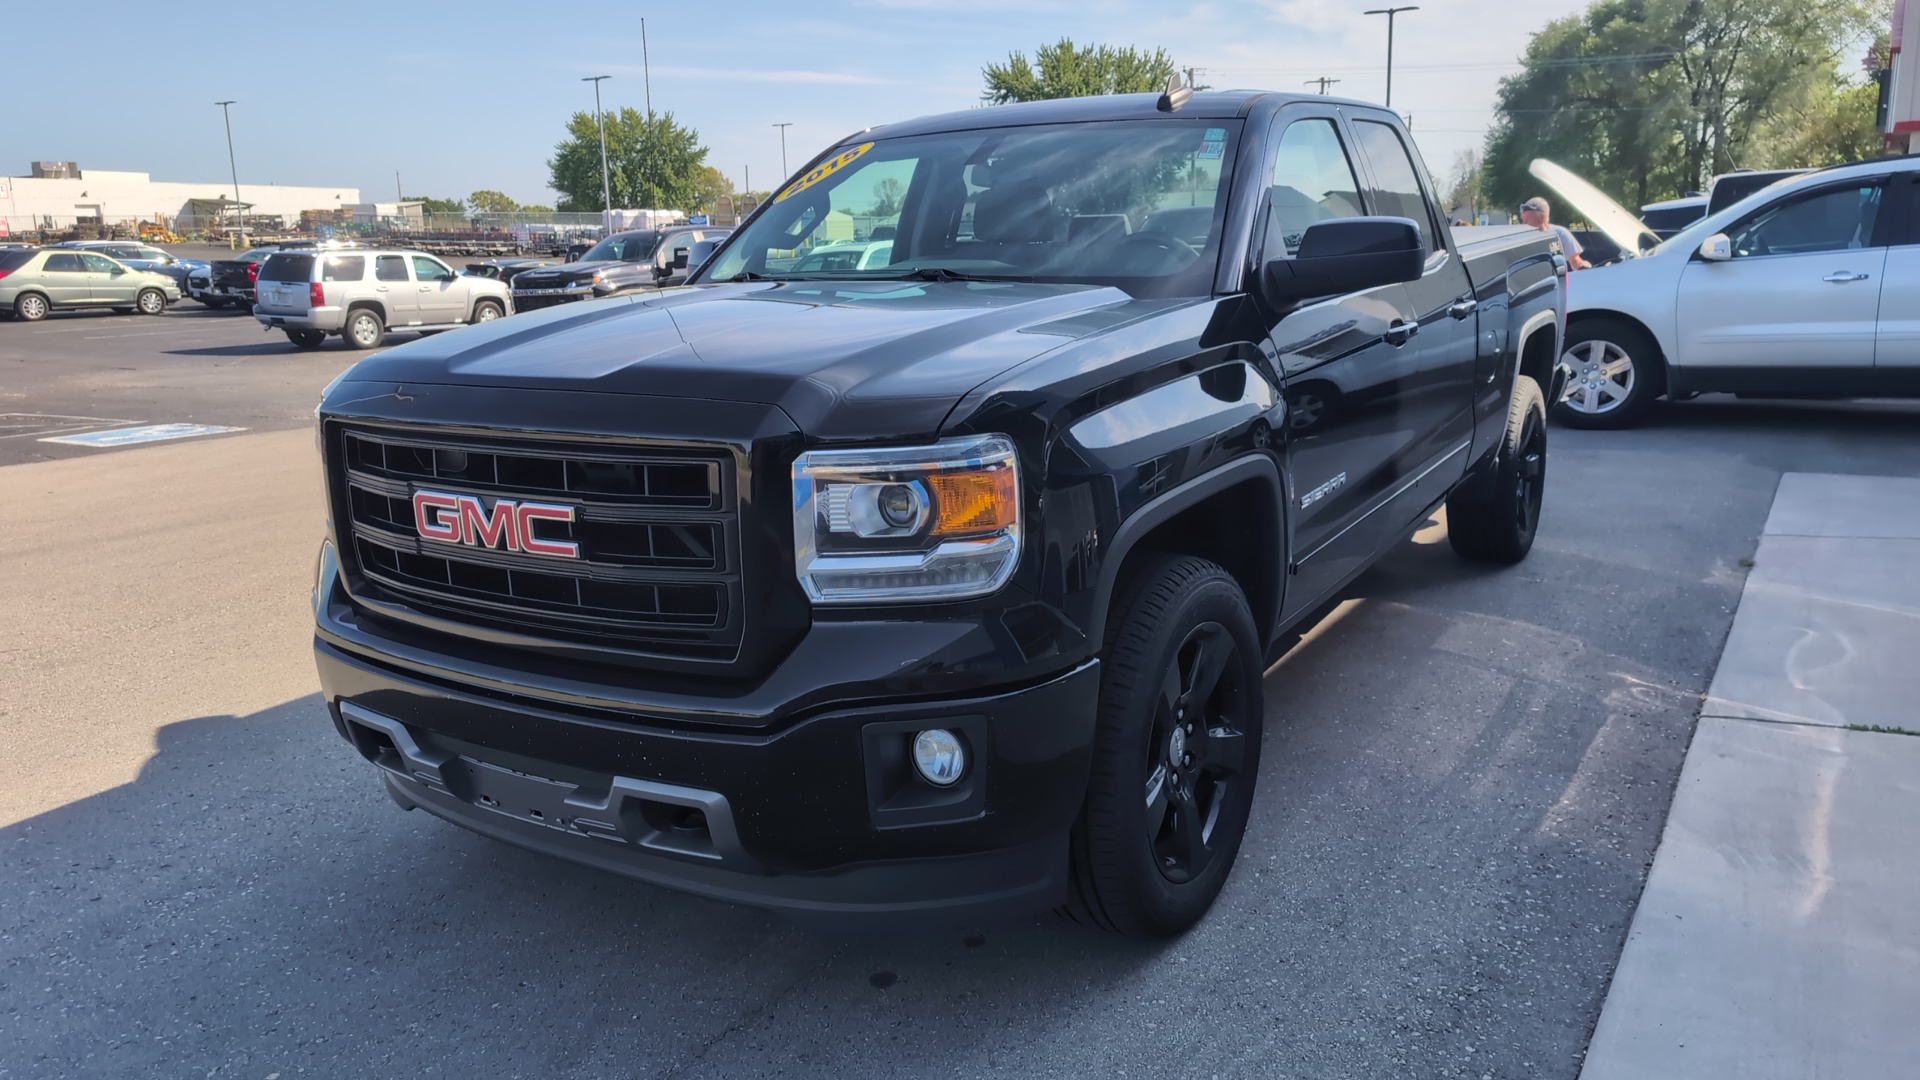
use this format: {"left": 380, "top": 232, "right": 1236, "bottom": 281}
{"left": 0, "top": 163, "right": 359, "bottom": 234}
{"left": 1887, "top": 0, "right": 1919, "bottom": 153}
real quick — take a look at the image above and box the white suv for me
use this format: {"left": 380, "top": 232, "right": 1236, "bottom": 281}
{"left": 253, "top": 249, "right": 511, "bottom": 349}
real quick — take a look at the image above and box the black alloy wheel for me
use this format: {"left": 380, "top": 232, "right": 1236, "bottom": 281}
{"left": 1447, "top": 374, "right": 1547, "bottom": 564}
{"left": 1063, "top": 554, "right": 1264, "bottom": 937}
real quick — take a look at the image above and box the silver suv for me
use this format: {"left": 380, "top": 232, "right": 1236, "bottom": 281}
{"left": 253, "top": 249, "right": 511, "bottom": 349}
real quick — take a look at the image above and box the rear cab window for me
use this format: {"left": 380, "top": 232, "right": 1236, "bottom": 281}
{"left": 259, "top": 254, "right": 316, "bottom": 283}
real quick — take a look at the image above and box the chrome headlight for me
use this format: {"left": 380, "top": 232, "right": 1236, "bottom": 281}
{"left": 792, "top": 435, "right": 1021, "bottom": 604}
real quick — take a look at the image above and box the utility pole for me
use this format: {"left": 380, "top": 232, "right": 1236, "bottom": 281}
{"left": 1183, "top": 66, "right": 1197, "bottom": 89}
{"left": 583, "top": 75, "right": 613, "bottom": 212}
{"left": 640, "top": 18, "right": 653, "bottom": 118}
{"left": 1305, "top": 76, "right": 1342, "bottom": 95}
{"left": 214, "top": 100, "right": 244, "bottom": 248}
{"left": 395, "top": 171, "right": 402, "bottom": 202}
{"left": 1363, "top": 6, "right": 1420, "bottom": 108}
{"left": 772, "top": 123, "right": 793, "bottom": 179}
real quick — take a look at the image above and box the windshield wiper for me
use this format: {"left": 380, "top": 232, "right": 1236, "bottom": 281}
{"left": 721, "top": 270, "right": 775, "bottom": 282}
{"left": 886, "top": 267, "right": 1030, "bottom": 283}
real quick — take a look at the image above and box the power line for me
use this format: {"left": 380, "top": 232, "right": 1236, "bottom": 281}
{"left": 1305, "top": 76, "right": 1343, "bottom": 94}
{"left": 1201, "top": 51, "right": 1681, "bottom": 76}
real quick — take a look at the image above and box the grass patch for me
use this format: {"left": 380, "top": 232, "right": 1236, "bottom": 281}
{"left": 1846, "top": 723, "right": 1920, "bottom": 737}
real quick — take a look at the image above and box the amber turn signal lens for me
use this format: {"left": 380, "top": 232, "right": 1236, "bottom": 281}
{"left": 928, "top": 466, "right": 1017, "bottom": 537}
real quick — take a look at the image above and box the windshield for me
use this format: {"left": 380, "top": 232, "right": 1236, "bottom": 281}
{"left": 581, "top": 231, "right": 659, "bottom": 262}
{"left": 701, "top": 119, "right": 1240, "bottom": 296}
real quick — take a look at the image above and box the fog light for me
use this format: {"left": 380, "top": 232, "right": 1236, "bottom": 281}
{"left": 911, "top": 729, "right": 966, "bottom": 786}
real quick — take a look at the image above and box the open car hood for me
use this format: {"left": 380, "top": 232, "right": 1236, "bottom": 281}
{"left": 1528, "top": 159, "right": 1662, "bottom": 256}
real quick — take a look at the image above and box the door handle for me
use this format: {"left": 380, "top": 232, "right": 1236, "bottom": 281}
{"left": 1823, "top": 271, "right": 1871, "bottom": 283}
{"left": 1448, "top": 298, "right": 1478, "bottom": 320}
{"left": 418, "top": 285, "right": 433, "bottom": 292}
{"left": 376, "top": 286, "right": 389, "bottom": 292}
{"left": 1384, "top": 320, "right": 1419, "bottom": 346}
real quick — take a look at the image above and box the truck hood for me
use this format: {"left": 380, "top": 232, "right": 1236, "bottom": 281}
{"left": 336, "top": 279, "right": 1141, "bottom": 441}
{"left": 1528, "top": 159, "right": 1662, "bottom": 256}
{"left": 511, "top": 259, "right": 650, "bottom": 285}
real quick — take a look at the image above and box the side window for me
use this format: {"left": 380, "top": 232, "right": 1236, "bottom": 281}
{"left": 44, "top": 253, "right": 84, "bottom": 272}
{"left": 1265, "top": 118, "right": 1364, "bottom": 259}
{"left": 107, "top": 245, "right": 143, "bottom": 260}
{"left": 661, "top": 232, "right": 693, "bottom": 265}
{"left": 1727, "top": 184, "right": 1882, "bottom": 258}
{"left": 136, "top": 246, "right": 170, "bottom": 262}
{"left": 79, "top": 253, "right": 120, "bottom": 273}
{"left": 375, "top": 255, "right": 409, "bottom": 282}
{"left": 322, "top": 255, "right": 366, "bottom": 282}
{"left": 1351, "top": 120, "right": 1439, "bottom": 255}
{"left": 411, "top": 255, "right": 450, "bottom": 281}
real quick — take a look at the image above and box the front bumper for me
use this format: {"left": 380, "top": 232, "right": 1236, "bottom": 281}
{"left": 314, "top": 541, "right": 1101, "bottom": 929}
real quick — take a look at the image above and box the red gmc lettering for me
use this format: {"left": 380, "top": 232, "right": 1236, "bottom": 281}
{"left": 411, "top": 490, "right": 579, "bottom": 559}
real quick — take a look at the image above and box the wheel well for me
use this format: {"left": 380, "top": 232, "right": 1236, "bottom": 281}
{"left": 1568, "top": 310, "right": 1666, "bottom": 364}
{"left": 471, "top": 294, "right": 504, "bottom": 318}
{"left": 1117, "top": 476, "right": 1281, "bottom": 641}
{"left": 345, "top": 299, "right": 385, "bottom": 322}
{"left": 1518, "top": 321, "right": 1557, "bottom": 392}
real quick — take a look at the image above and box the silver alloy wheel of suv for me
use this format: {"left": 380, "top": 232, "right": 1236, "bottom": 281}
{"left": 1560, "top": 339, "right": 1635, "bottom": 415}
{"left": 137, "top": 288, "right": 167, "bottom": 315}
{"left": 14, "top": 293, "right": 49, "bottom": 321}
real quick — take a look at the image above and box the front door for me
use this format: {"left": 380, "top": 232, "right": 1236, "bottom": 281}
{"left": 1257, "top": 112, "right": 1422, "bottom": 618}
{"left": 411, "top": 255, "right": 465, "bottom": 324}
{"left": 1676, "top": 180, "right": 1890, "bottom": 369}
{"left": 373, "top": 254, "right": 417, "bottom": 324}
{"left": 1874, "top": 172, "right": 1920, "bottom": 367}
{"left": 80, "top": 252, "right": 137, "bottom": 305}
{"left": 38, "top": 252, "right": 91, "bottom": 306}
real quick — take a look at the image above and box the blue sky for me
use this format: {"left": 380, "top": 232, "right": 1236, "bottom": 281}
{"left": 7, "top": 0, "right": 1589, "bottom": 206}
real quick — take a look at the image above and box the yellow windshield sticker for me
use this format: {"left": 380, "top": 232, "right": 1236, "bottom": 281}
{"left": 774, "top": 143, "right": 874, "bottom": 203}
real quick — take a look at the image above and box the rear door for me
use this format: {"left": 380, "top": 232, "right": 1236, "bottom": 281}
{"left": 1676, "top": 180, "right": 1890, "bottom": 370}
{"left": 1346, "top": 116, "right": 1478, "bottom": 517}
{"left": 255, "top": 253, "right": 316, "bottom": 315}
{"left": 38, "top": 252, "right": 91, "bottom": 306}
{"left": 1257, "top": 110, "right": 1421, "bottom": 618}
{"left": 410, "top": 255, "right": 464, "bottom": 323}
{"left": 373, "top": 254, "right": 416, "bottom": 323}
{"left": 1874, "top": 171, "right": 1920, "bottom": 368}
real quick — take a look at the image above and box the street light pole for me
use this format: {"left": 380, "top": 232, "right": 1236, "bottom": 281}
{"left": 772, "top": 123, "right": 793, "bottom": 180}
{"left": 1363, "top": 6, "right": 1419, "bottom": 109}
{"left": 583, "top": 75, "right": 613, "bottom": 212}
{"left": 214, "top": 100, "right": 244, "bottom": 248}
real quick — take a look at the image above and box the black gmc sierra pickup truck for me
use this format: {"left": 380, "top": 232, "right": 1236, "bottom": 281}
{"left": 312, "top": 87, "right": 1566, "bottom": 937}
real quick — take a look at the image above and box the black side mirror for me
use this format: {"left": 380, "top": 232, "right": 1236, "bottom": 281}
{"left": 687, "top": 239, "right": 718, "bottom": 274}
{"left": 1262, "top": 217, "right": 1427, "bottom": 305}
{"left": 671, "top": 247, "right": 690, "bottom": 270}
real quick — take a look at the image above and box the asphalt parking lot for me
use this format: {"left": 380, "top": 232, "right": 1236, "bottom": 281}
{"left": 5, "top": 312, "right": 1920, "bottom": 1078}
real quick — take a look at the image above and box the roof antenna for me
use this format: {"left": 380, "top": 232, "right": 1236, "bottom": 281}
{"left": 1157, "top": 71, "right": 1193, "bottom": 112}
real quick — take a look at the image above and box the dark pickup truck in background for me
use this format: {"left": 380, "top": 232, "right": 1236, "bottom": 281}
{"left": 509, "top": 225, "right": 730, "bottom": 311}
{"left": 206, "top": 246, "right": 281, "bottom": 310}
{"left": 312, "top": 87, "right": 1565, "bottom": 937}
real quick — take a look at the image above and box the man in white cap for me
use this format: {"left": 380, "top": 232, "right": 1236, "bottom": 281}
{"left": 1520, "top": 196, "right": 1590, "bottom": 270}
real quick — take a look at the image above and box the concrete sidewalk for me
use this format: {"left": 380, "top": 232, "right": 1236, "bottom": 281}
{"left": 1580, "top": 473, "right": 1920, "bottom": 1079}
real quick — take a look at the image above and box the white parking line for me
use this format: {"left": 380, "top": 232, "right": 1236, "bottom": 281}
{"left": 80, "top": 328, "right": 230, "bottom": 340}
{"left": 0, "top": 413, "right": 142, "bottom": 439}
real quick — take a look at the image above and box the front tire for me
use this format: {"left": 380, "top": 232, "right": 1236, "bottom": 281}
{"left": 344, "top": 308, "right": 385, "bottom": 349}
{"left": 471, "top": 298, "right": 504, "bottom": 324}
{"left": 1064, "top": 555, "right": 1264, "bottom": 937}
{"left": 136, "top": 288, "right": 167, "bottom": 315}
{"left": 1552, "top": 317, "right": 1661, "bottom": 429}
{"left": 1448, "top": 375, "right": 1547, "bottom": 564}
{"left": 14, "top": 293, "right": 49, "bottom": 321}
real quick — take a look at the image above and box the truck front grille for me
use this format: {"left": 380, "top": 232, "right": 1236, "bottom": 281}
{"left": 511, "top": 293, "right": 582, "bottom": 312}
{"left": 332, "top": 425, "right": 742, "bottom": 662}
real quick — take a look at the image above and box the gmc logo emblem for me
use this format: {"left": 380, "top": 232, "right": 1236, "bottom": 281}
{"left": 412, "top": 490, "right": 580, "bottom": 559}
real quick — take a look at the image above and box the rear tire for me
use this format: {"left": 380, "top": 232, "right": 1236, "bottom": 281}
{"left": 136, "top": 288, "right": 167, "bottom": 315}
{"left": 14, "top": 293, "right": 49, "bottom": 321}
{"left": 287, "top": 329, "right": 326, "bottom": 349}
{"left": 1551, "top": 317, "right": 1661, "bottom": 429}
{"left": 344, "top": 308, "right": 385, "bottom": 349}
{"left": 1448, "top": 375, "right": 1547, "bottom": 564}
{"left": 1062, "top": 554, "right": 1264, "bottom": 937}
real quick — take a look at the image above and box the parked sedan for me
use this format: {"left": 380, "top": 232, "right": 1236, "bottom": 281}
{"left": 0, "top": 247, "right": 180, "bottom": 320}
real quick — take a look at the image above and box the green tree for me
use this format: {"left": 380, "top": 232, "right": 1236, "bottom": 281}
{"left": 407, "top": 196, "right": 466, "bottom": 214}
{"left": 467, "top": 189, "right": 519, "bottom": 214}
{"left": 691, "top": 165, "right": 734, "bottom": 212}
{"left": 548, "top": 108, "right": 709, "bottom": 211}
{"left": 868, "top": 177, "right": 904, "bottom": 218}
{"left": 982, "top": 38, "right": 1179, "bottom": 103}
{"left": 1482, "top": 0, "right": 1882, "bottom": 212}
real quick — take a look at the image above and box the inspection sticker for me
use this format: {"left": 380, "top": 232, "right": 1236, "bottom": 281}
{"left": 41, "top": 423, "right": 247, "bottom": 448}
{"left": 1197, "top": 127, "right": 1227, "bottom": 160}
{"left": 774, "top": 142, "right": 875, "bottom": 203}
